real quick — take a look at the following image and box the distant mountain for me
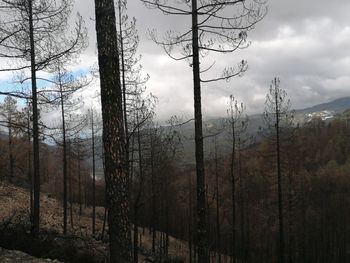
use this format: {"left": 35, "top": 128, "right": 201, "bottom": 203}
{"left": 177, "top": 97, "right": 350, "bottom": 165}
{"left": 293, "top": 97, "right": 350, "bottom": 123}
{"left": 298, "top": 97, "right": 350, "bottom": 114}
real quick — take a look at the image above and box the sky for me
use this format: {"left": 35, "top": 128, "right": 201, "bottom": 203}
{"left": 2, "top": 0, "right": 350, "bottom": 122}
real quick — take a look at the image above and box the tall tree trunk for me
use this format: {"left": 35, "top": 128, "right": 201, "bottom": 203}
{"left": 101, "top": 207, "right": 108, "bottom": 240}
{"left": 238, "top": 139, "right": 245, "bottom": 263}
{"left": 8, "top": 118, "right": 14, "bottom": 182}
{"left": 94, "top": 0, "right": 132, "bottom": 261}
{"left": 59, "top": 73, "right": 68, "bottom": 235}
{"left": 245, "top": 204, "right": 250, "bottom": 263}
{"left": 300, "top": 188, "right": 306, "bottom": 263}
{"left": 78, "top": 148, "right": 82, "bottom": 216}
{"left": 189, "top": 174, "right": 193, "bottom": 263}
{"left": 274, "top": 78, "right": 285, "bottom": 263}
{"left": 68, "top": 140, "right": 74, "bottom": 229}
{"left": 191, "top": 1, "right": 208, "bottom": 262}
{"left": 230, "top": 120, "right": 236, "bottom": 263}
{"left": 151, "top": 134, "right": 157, "bottom": 253}
{"left": 287, "top": 171, "right": 294, "bottom": 263}
{"left": 133, "top": 210, "right": 139, "bottom": 263}
{"left": 27, "top": 108, "right": 33, "bottom": 225}
{"left": 133, "top": 120, "right": 143, "bottom": 263}
{"left": 215, "top": 137, "right": 221, "bottom": 263}
{"left": 91, "top": 111, "right": 96, "bottom": 236}
{"left": 118, "top": 0, "right": 129, "bottom": 181}
{"left": 29, "top": 0, "right": 40, "bottom": 236}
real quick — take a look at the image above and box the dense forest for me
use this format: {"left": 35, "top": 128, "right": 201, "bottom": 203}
{"left": 0, "top": 0, "right": 349, "bottom": 263}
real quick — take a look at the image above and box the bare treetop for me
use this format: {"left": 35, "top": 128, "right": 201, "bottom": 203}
{"left": 0, "top": 0, "right": 87, "bottom": 72}
{"left": 142, "top": 0, "right": 267, "bottom": 82}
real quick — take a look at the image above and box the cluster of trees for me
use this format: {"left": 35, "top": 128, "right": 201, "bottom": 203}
{"left": 0, "top": 0, "right": 184, "bottom": 262}
{"left": 130, "top": 83, "right": 350, "bottom": 263}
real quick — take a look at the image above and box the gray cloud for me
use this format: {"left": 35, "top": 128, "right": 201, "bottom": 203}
{"left": 71, "top": 0, "right": 350, "bottom": 121}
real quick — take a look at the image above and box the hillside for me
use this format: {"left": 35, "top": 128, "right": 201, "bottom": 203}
{"left": 0, "top": 182, "right": 190, "bottom": 263}
{"left": 177, "top": 97, "right": 350, "bottom": 165}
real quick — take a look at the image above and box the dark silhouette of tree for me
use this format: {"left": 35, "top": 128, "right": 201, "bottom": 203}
{"left": 94, "top": 0, "right": 132, "bottom": 261}
{"left": 226, "top": 95, "right": 248, "bottom": 262}
{"left": 140, "top": 1, "right": 267, "bottom": 261}
{"left": 89, "top": 108, "right": 97, "bottom": 236}
{"left": 263, "top": 78, "right": 292, "bottom": 263}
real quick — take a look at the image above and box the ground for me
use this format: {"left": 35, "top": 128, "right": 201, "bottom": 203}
{"left": 0, "top": 181, "right": 189, "bottom": 262}
{"left": 0, "top": 247, "right": 62, "bottom": 263}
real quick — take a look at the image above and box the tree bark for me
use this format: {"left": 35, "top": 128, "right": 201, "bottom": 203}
{"left": 59, "top": 72, "right": 68, "bottom": 235}
{"left": 29, "top": 0, "right": 40, "bottom": 237}
{"left": 94, "top": 0, "right": 132, "bottom": 261}
{"left": 274, "top": 78, "right": 285, "bottom": 263}
{"left": 191, "top": 1, "right": 208, "bottom": 262}
{"left": 91, "top": 111, "right": 96, "bottom": 236}
{"left": 230, "top": 120, "right": 236, "bottom": 263}
{"left": 215, "top": 137, "right": 221, "bottom": 263}
{"left": 8, "top": 117, "right": 14, "bottom": 182}
{"left": 78, "top": 148, "right": 82, "bottom": 217}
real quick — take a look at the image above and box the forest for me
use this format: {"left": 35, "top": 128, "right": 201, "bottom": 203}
{"left": 0, "top": 0, "right": 350, "bottom": 263}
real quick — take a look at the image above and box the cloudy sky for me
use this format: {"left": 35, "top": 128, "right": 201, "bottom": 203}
{"left": 116, "top": 0, "right": 349, "bottom": 121}
{"left": 2, "top": 0, "right": 350, "bottom": 122}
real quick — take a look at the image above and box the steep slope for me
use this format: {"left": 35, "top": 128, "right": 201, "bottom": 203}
{"left": 0, "top": 182, "right": 190, "bottom": 262}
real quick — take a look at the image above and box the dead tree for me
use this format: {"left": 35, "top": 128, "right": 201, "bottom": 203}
{"left": 94, "top": 0, "right": 132, "bottom": 261}
{"left": 140, "top": 1, "right": 266, "bottom": 261}
{"left": 263, "top": 78, "right": 293, "bottom": 263}
{"left": 226, "top": 95, "right": 248, "bottom": 262}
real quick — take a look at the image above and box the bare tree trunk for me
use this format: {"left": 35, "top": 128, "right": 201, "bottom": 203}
{"left": 189, "top": 174, "right": 193, "bottom": 263}
{"left": 59, "top": 73, "right": 68, "bottom": 235}
{"left": 29, "top": 0, "right": 40, "bottom": 236}
{"left": 133, "top": 212, "right": 139, "bottom": 263}
{"left": 151, "top": 134, "right": 157, "bottom": 253}
{"left": 300, "top": 185, "right": 306, "bottom": 263}
{"left": 287, "top": 171, "right": 294, "bottom": 263}
{"left": 8, "top": 118, "right": 14, "bottom": 182}
{"left": 274, "top": 78, "right": 285, "bottom": 263}
{"left": 191, "top": 1, "right": 208, "bottom": 262}
{"left": 133, "top": 121, "right": 143, "bottom": 263}
{"left": 238, "top": 139, "right": 245, "bottom": 263}
{"left": 91, "top": 111, "right": 96, "bottom": 236}
{"left": 68, "top": 140, "right": 74, "bottom": 230}
{"left": 246, "top": 205, "right": 250, "bottom": 263}
{"left": 78, "top": 148, "right": 82, "bottom": 216}
{"left": 101, "top": 207, "right": 108, "bottom": 240}
{"left": 230, "top": 121, "right": 236, "bottom": 263}
{"left": 118, "top": 0, "right": 129, "bottom": 181}
{"left": 27, "top": 109, "right": 33, "bottom": 224}
{"left": 215, "top": 137, "right": 221, "bottom": 263}
{"left": 94, "top": 0, "right": 132, "bottom": 261}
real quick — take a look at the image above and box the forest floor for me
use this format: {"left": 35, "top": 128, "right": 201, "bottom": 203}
{"left": 0, "top": 181, "right": 189, "bottom": 262}
{"left": 0, "top": 247, "right": 62, "bottom": 262}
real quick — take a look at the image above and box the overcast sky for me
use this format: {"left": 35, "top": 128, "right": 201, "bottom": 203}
{"left": 3, "top": 0, "right": 350, "bottom": 122}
